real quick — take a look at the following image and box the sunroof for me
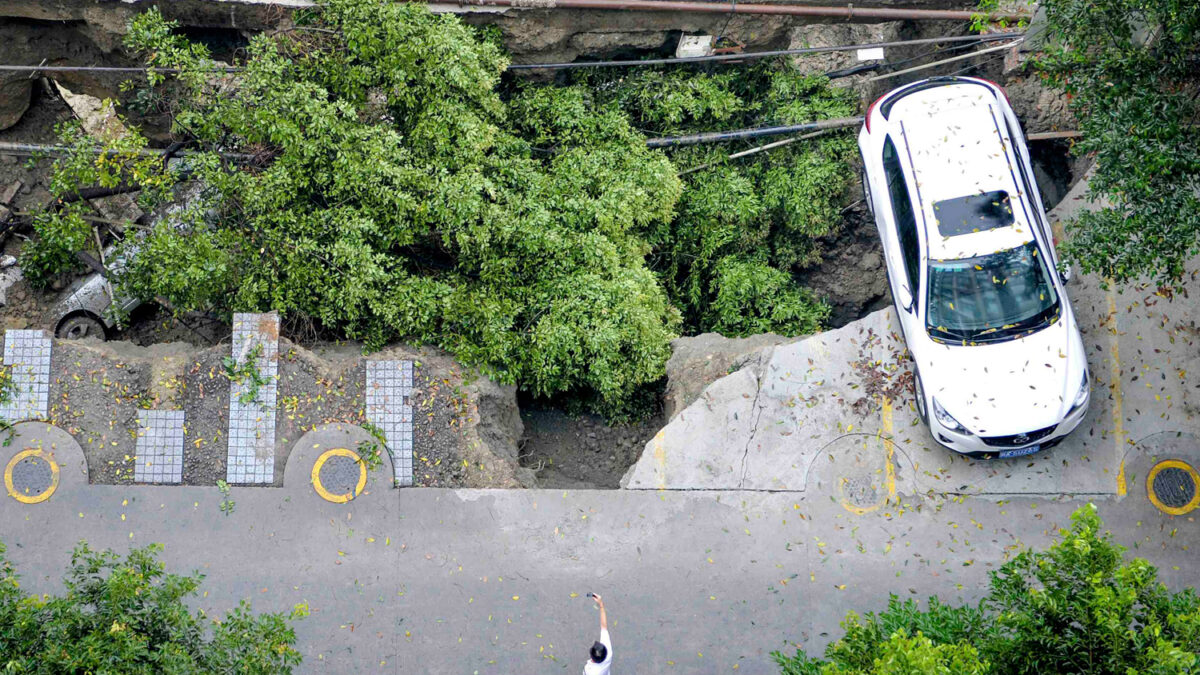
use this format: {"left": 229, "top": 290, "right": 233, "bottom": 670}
{"left": 932, "top": 190, "right": 1014, "bottom": 237}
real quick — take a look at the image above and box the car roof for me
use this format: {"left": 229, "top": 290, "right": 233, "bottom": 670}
{"left": 888, "top": 82, "right": 1035, "bottom": 261}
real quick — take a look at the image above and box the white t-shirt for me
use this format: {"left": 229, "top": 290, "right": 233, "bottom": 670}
{"left": 583, "top": 628, "right": 612, "bottom": 675}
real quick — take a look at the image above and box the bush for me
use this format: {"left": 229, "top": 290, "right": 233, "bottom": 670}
{"left": 26, "top": 1, "right": 857, "bottom": 415}
{"left": 774, "top": 505, "right": 1200, "bottom": 674}
{"left": 0, "top": 541, "right": 304, "bottom": 673}
{"left": 546, "top": 63, "right": 856, "bottom": 336}
{"left": 1036, "top": 0, "right": 1200, "bottom": 285}
{"left": 28, "top": 2, "right": 682, "bottom": 417}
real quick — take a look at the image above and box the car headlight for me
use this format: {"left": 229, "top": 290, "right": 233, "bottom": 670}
{"left": 1069, "top": 370, "right": 1090, "bottom": 413}
{"left": 932, "top": 398, "right": 970, "bottom": 435}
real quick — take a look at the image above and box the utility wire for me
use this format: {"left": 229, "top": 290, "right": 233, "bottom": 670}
{"left": 865, "top": 39, "right": 1021, "bottom": 82}
{"left": 509, "top": 32, "right": 1023, "bottom": 69}
{"left": 677, "top": 128, "right": 839, "bottom": 175}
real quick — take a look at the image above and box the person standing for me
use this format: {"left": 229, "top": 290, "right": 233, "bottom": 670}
{"left": 584, "top": 592, "right": 612, "bottom": 675}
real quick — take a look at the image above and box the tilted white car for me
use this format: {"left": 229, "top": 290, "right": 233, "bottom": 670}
{"left": 859, "top": 76, "right": 1090, "bottom": 459}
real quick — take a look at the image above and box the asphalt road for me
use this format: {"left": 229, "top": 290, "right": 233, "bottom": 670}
{"left": 2, "top": 462, "right": 1198, "bottom": 674}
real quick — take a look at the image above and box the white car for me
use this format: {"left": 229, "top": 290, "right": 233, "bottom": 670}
{"left": 859, "top": 76, "right": 1090, "bottom": 459}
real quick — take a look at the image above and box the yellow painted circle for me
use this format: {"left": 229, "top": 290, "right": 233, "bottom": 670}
{"left": 1146, "top": 459, "right": 1200, "bottom": 516}
{"left": 838, "top": 474, "right": 890, "bottom": 515}
{"left": 4, "top": 448, "right": 60, "bottom": 504}
{"left": 836, "top": 434, "right": 898, "bottom": 515}
{"left": 311, "top": 448, "right": 368, "bottom": 504}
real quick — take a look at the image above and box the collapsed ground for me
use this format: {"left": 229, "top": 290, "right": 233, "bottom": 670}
{"left": 0, "top": 15, "right": 1083, "bottom": 489}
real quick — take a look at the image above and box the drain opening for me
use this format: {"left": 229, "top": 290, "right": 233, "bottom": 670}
{"left": 1153, "top": 466, "right": 1196, "bottom": 509}
{"left": 1146, "top": 459, "right": 1200, "bottom": 516}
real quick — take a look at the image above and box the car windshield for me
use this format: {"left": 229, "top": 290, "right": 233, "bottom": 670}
{"left": 925, "top": 241, "right": 1059, "bottom": 344}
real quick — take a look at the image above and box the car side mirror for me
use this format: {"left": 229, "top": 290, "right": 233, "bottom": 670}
{"left": 896, "top": 285, "right": 915, "bottom": 313}
{"left": 1058, "top": 263, "right": 1072, "bottom": 285}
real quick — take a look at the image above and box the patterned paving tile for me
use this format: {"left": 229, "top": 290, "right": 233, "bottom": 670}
{"left": 0, "top": 330, "right": 51, "bottom": 422}
{"left": 225, "top": 313, "right": 279, "bottom": 484}
{"left": 365, "top": 360, "right": 414, "bottom": 487}
{"left": 134, "top": 410, "right": 185, "bottom": 484}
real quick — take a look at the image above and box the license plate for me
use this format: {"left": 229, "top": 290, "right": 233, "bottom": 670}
{"left": 1000, "top": 444, "right": 1041, "bottom": 459}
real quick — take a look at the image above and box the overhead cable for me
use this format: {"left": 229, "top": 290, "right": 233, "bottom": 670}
{"left": 865, "top": 39, "right": 1022, "bottom": 82}
{"left": 507, "top": 32, "right": 1023, "bottom": 70}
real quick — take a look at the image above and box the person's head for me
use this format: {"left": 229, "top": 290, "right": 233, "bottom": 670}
{"left": 590, "top": 641, "right": 608, "bottom": 663}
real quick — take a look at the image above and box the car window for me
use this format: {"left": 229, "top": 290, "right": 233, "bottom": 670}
{"left": 932, "top": 191, "right": 1014, "bottom": 237}
{"left": 1003, "top": 117, "right": 1048, "bottom": 233}
{"left": 925, "top": 241, "right": 1060, "bottom": 344}
{"left": 883, "top": 137, "right": 921, "bottom": 298}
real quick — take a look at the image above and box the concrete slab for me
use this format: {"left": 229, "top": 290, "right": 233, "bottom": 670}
{"left": 226, "top": 312, "right": 280, "bottom": 484}
{"left": 0, "top": 329, "right": 51, "bottom": 421}
{"left": 365, "top": 359, "right": 415, "bottom": 487}
{"left": 134, "top": 409, "right": 185, "bottom": 484}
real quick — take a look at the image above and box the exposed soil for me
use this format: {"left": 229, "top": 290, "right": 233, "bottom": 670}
{"left": 795, "top": 204, "right": 891, "bottom": 328}
{"left": 517, "top": 399, "right": 664, "bottom": 489}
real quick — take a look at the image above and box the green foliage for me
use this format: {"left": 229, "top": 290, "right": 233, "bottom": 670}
{"left": 28, "top": 1, "right": 857, "bottom": 414}
{"left": 69, "top": 2, "right": 680, "bottom": 416}
{"left": 1036, "top": 0, "right": 1200, "bottom": 285}
{"left": 216, "top": 479, "right": 235, "bottom": 515}
{"left": 357, "top": 421, "right": 388, "bottom": 473}
{"left": 534, "top": 62, "right": 855, "bottom": 337}
{"left": 20, "top": 117, "right": 176, "bottom": 287}
{"left": 0, "top": 363, "right": 15, "bottom": 407}
{"left": 984, "top": 505, "right": 1200, "bottom": 673}
{"left": 774, "top": 505, "right": 1200, "bottom": 674}
{"left": 708, "top": 257, "right": 828, "bottom": 336}
{"left": 223, "top": 344, "right": 269, "bottom": 405}
{"left": 0, "top": 541, "right": 302, "bottom": 673}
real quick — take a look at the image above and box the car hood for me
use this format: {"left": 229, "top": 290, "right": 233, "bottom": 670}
{"left": 921, "top": 311, "right": 1086, "bottom": 437}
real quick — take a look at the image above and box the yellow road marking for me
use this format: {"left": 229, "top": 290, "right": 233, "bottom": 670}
{"left": 882, "top": 398, "right": 895, "bottom": 499}
{"left": 4, "top": 448, "right": 60, "bottom": 505}
{"left": 653, "top": 431, "right": 667, "bottom": 490}
{"left": 1107, "top": 285, "right": 1127, "bottom": 496}
{"left": 311, "top": 448, "right": 367, "bottom": 504}
{"left": 840, "top": 399, "right": 898, "bottom": 515}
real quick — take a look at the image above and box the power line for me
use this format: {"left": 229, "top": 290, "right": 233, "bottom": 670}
{"left": 508, "top": 32, "right": 1023, "bottom": 70}
{"left": 865, "top": 39, "right": 1021, "bottom": 82}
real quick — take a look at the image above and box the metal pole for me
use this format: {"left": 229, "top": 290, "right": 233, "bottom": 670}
{"left": 0, "top": 142, "right": 256, "bottom": 163}
{"left": 865, "top": 40, "right": 1021, "bottom": 82}
{"left": 457, "top": 0, "right": 1029, "bottom": 22}
{"left": 645, "top": 116, "right": 863, "bottom": 148}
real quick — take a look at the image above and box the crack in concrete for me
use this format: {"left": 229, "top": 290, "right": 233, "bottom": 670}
{"left": 737, "top": 349, "right": 770, "bottom": 489}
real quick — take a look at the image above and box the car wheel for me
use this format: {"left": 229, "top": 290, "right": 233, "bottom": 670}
{"left": 912, "top": 369, "right": 929, "bottom": 425}
{"left": 861, "top": 167, "right": 874, "bottom": 216}
{"left": 56, "top": 314, "right": 107, "bottom": 341}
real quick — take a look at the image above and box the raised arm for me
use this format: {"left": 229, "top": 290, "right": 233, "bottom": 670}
{"left": 594, "top": 593, "right": 608, "bottom": 632}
